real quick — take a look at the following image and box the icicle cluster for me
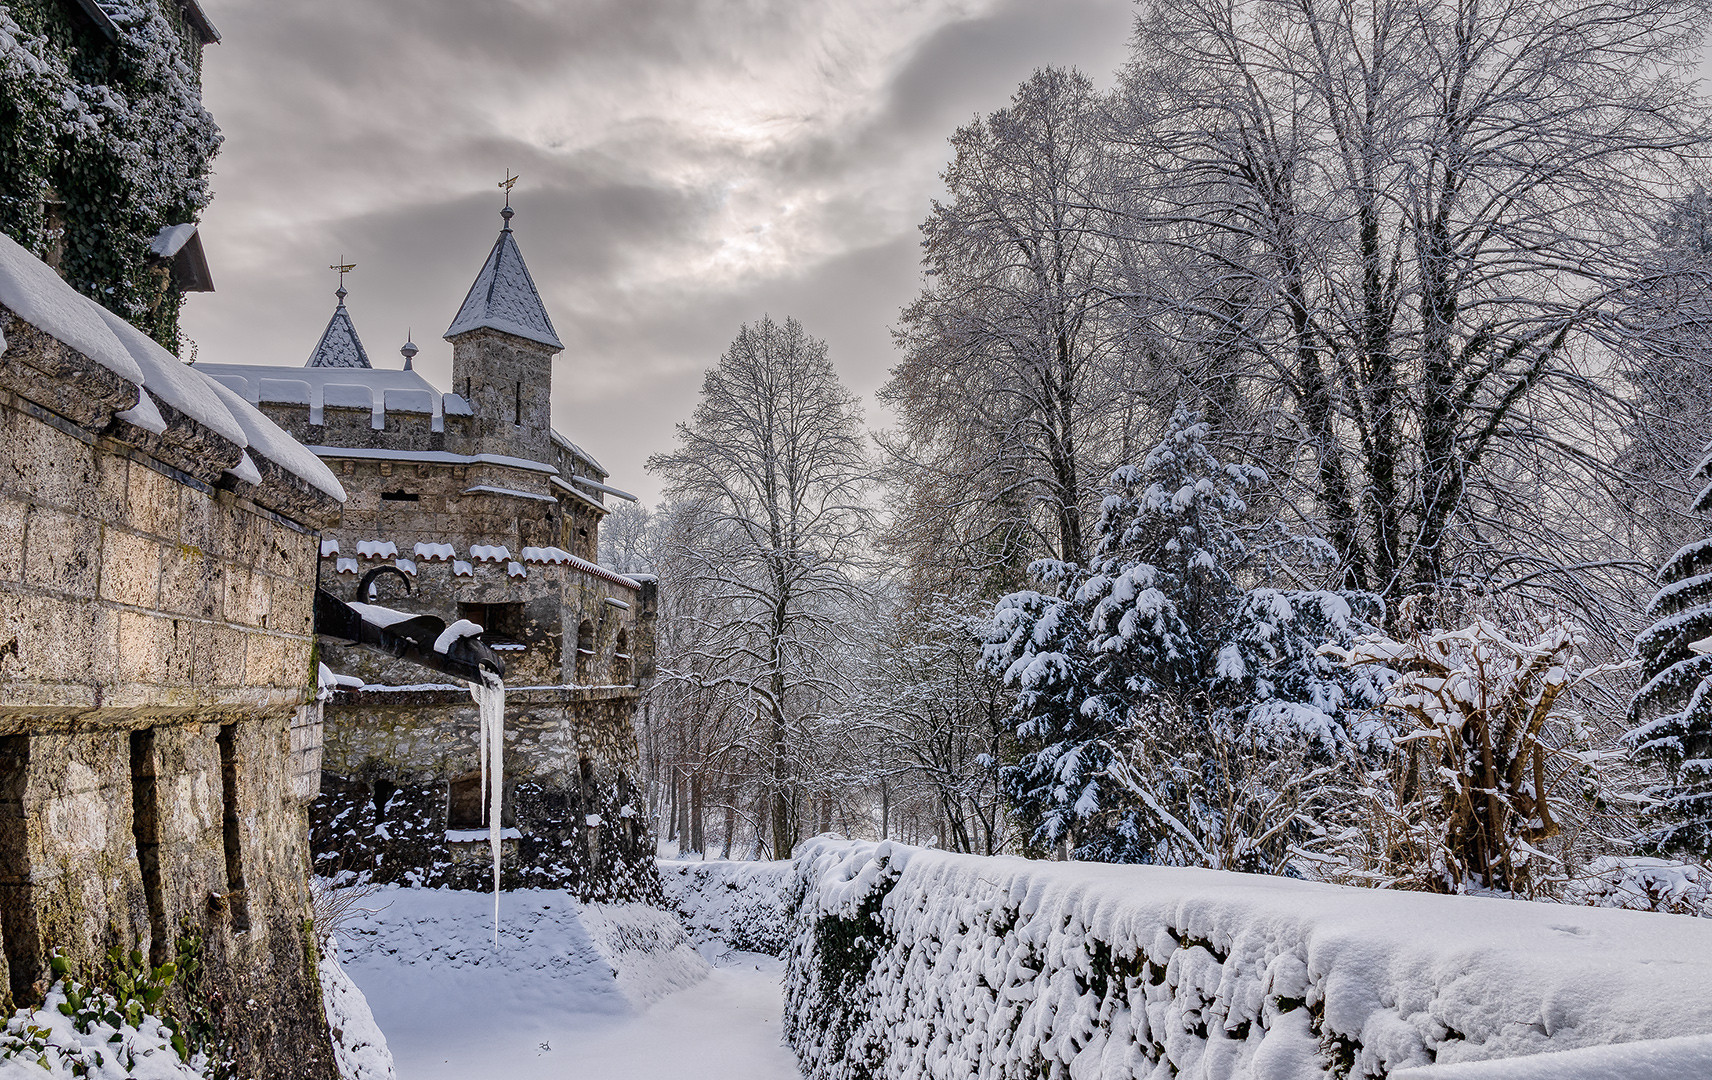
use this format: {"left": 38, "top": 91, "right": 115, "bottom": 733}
{"left": 469, "top": 675, "right": 506, "bottom": 944}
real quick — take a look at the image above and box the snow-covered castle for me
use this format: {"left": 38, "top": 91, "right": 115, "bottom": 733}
{"left": 199, "top": 204, "right": 660, "bottom": 898}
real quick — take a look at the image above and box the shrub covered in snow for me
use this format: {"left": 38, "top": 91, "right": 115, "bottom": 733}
{"left": 0, "top": 955, "right": 207, "bottom": 1079}
{"left": 1565, "top": 855, "right": 1712, "bottom": 917}
{"left": 658, "top": 858, "right": 793, "bottom": 956}
{"left": 982, "top": 405, "right": 1386, "bottom": 869}
{"left": 784, "top": 838, "right": 1712, "bottom": 1080}
{"left": 1322, "top": 602, "right": 1616, "bottom": 896}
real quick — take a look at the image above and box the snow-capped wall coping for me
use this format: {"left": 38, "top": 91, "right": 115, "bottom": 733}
{"left": 520, "top": 545, "right": 642, "bottom": 591}
{"left": 469, "top": 545, "right": 510, "bottom": 563}
{"left": 0, "top": 231, "right": 345, "bottom": 508}
{"left": 784, "top": 839, "right": 1712, "bottom": 1080}
{"left": 1391, "top": 1033, "right": 1712, "bottom": 1079}
{"left": 464, "top": 483, "right": 556, "bottom": 503}
{"left": 414, "top": 542, "right": 455, "bottom": 561}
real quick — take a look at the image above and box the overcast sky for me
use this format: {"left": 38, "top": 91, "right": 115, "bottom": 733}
{"left": 182, "top": 0, "right": 1135, "bottom": 502}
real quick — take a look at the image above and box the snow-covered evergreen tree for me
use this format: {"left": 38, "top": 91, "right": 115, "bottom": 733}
{"left": 983, "top": 406, "right": 1385, "bottom": 868}
{"left": 1628, "top": 447, "right": 1712, "bottom": 856}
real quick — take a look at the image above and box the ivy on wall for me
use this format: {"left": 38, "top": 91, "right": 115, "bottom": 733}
{"left": 0, "top": 0, "right": 220, "bottom": 348}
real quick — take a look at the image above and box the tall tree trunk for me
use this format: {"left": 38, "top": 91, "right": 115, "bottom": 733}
{"left": 690, "top": 772, "right": 704, "bottom": 855}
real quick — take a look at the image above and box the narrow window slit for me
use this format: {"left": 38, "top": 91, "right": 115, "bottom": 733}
{"left": 217, "top": 725, "right": 251, "bottom": 933}
{"left": 130, "top": 729, "right": 169, "bottom": 965}
{"left": 0, "top": 735, "right": 40, "bottom": 1006}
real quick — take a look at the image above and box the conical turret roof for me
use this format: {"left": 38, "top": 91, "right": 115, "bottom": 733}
{"left": 444, "top": 207, "right": 562, "bottom": 350}
{"left": 306, "top": 290, "right": 372, "bottom": 369}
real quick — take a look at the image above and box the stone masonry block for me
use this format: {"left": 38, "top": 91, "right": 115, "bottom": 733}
{"left": 0, "top": 592, "right": 95, "bottom": 687}
{"left": 116, "top": 609, "right": 166, "bottom": 685}
{"left": 270, "top": 579, "right": 311, "bottom": 636}
{"left": 244, "top": 631, "right": 292, "bottom": 690}
{"left": 195, "top": 621, "right": 246, "bottom": 689}
{"left": 0, "top": 495, "right": 23, "bottom": 584}
{"left": 158, "top": 542, "right": 218, "bottom": 620}
{"left": 179, "top": 486, "right": 216, "bottom": 553}
{"left": 100, "top": 528, "right": 161, "bottom": 608}
{"left": 126, "top": 463, "right": 180, "bottom": 540}
{"left": 23, "top": 507, "right": 99, "bottom": 598}
{"left": 221, "top": 564, "right": 254, "bottom": 627}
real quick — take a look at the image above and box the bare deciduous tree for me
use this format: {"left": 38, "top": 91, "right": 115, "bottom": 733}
{"left": 649, "top": 315, "right": 873, "bottom": 858}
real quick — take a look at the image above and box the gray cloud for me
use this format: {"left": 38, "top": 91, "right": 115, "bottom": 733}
{"left": 186, "top": 0, "right": 1135, "bottom": 502}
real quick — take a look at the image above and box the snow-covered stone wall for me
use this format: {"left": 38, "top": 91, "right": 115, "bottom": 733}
{"left": 784, "top": 839, "right": 1712, "bottom": 1080}
{"left": 0, "top": 236, "right": 343, "bottom": 1077}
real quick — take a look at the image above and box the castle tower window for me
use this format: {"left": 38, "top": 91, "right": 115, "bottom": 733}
{"left": 576, "top": 619, "right": 595, "bottom": 682}
{"left": 613, "top": 628, "right": 631, "bottom": 685}
{"left": 380, "top": 490, "right": 419, "bottom": 502}
{"left": 514, "top": 381, "right": 522, "bottom": 426}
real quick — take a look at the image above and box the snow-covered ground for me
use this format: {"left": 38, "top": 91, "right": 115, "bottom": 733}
{"left": 335, "top": 886, "right": 801, "bottom": 1079}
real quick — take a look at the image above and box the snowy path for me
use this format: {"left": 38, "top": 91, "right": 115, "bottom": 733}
{"left": 334, "top": 887, "right": 802, "bottom": 1080}
{"left": 379, "top": 959, "right": 800, "bottom": 1079}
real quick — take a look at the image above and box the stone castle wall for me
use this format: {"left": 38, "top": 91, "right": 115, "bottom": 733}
{"left": 0, "top": 302, "right": 342, "bottom": 1079}
{"left": 449, "top": 327, "right": 555, "bottom": 462}
{"left": 312, "top": 686, "right": 658, "bottom": 900}
{"left": 318, "top": 549, "right": 651, "bottom": 688}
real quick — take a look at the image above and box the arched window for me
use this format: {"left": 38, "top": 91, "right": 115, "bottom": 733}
{"left": 613, "top": 628, "right": 631, "bottom": 685}
{"left": 576, "top": 618, "right": 594, "bottom": 682}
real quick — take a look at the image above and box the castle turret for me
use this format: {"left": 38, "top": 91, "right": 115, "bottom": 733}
{"left": 444, "top": 204, "right": 562, "bottom": 460}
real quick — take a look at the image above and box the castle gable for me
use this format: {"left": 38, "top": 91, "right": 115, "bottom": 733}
{"left": 307, "top": 303, "right": 372, "bottom": 368}
{"left": 444, "top": 216, "right": 563, "bottom": 350}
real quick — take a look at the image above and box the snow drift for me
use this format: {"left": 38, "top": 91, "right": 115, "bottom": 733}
{"left": 318, "top": 937, "right": 395, "bottom": 1080}
{"left": 334, "top": 886, "right": 707, "bottom": 1051}
{"left": 658, "top": 859, "right": 793, "bottom": 957}
{"left": 783, "top": 839, "right": 1712, "bottom": 1080}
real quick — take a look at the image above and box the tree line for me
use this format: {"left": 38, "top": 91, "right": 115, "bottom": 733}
{"left": 606, "top": 0, "right": 1712, "bottom": 908}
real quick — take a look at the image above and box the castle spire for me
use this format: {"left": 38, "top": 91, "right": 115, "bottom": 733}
{"left": 443, "top": 193, "right": 562, "bottom": 351}
{"left": 306, "top": 261, "right": 372, "bottom": 368}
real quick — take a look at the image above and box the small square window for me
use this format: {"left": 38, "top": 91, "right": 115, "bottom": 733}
{"left": 458, "top": 602, "right": 524, "bottom": 645}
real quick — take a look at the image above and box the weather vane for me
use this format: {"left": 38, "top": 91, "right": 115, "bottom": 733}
{"left": 499, "top": 170, "right": 519, "bottom": 208}
{"left": 329, "top": 258, "right": 356, "bottom": 300}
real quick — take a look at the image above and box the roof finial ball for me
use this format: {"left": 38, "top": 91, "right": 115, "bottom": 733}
{"left": 401, "top": 331, "right": 418, "bottom": 371}
{"left": 330, "top": 257, "right": 356, "bottom": 305}
{"left": 499, "top": 169, "right": 519, "bottom": 231}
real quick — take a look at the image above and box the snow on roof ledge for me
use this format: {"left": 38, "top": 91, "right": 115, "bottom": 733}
{"left": 0, "top": 231, "right": 342, "bottom": 509}
{"left": 149, "top": 224, "right": 198, "bottom": 259}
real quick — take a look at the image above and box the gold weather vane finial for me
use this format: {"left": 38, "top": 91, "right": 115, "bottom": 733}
{"left": 499, "top": 170, "right": 519, "bottom": 207}
{"left": 329, "top": 258, "right": 356, "bottom": 302}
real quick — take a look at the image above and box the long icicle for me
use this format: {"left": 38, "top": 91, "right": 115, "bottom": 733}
{"left": 488, "top": 673, "right": 503, "bottom": 944}
{"left": 469, "top": 675, "right": 506, "bottom": 946}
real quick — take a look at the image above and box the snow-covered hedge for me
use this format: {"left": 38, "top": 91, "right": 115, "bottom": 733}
{"left": 783, "top": 839, "right": 1712, "bottom": 1080}
{"left": 658, "top": 858, "right": 793, "bottom": 956}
